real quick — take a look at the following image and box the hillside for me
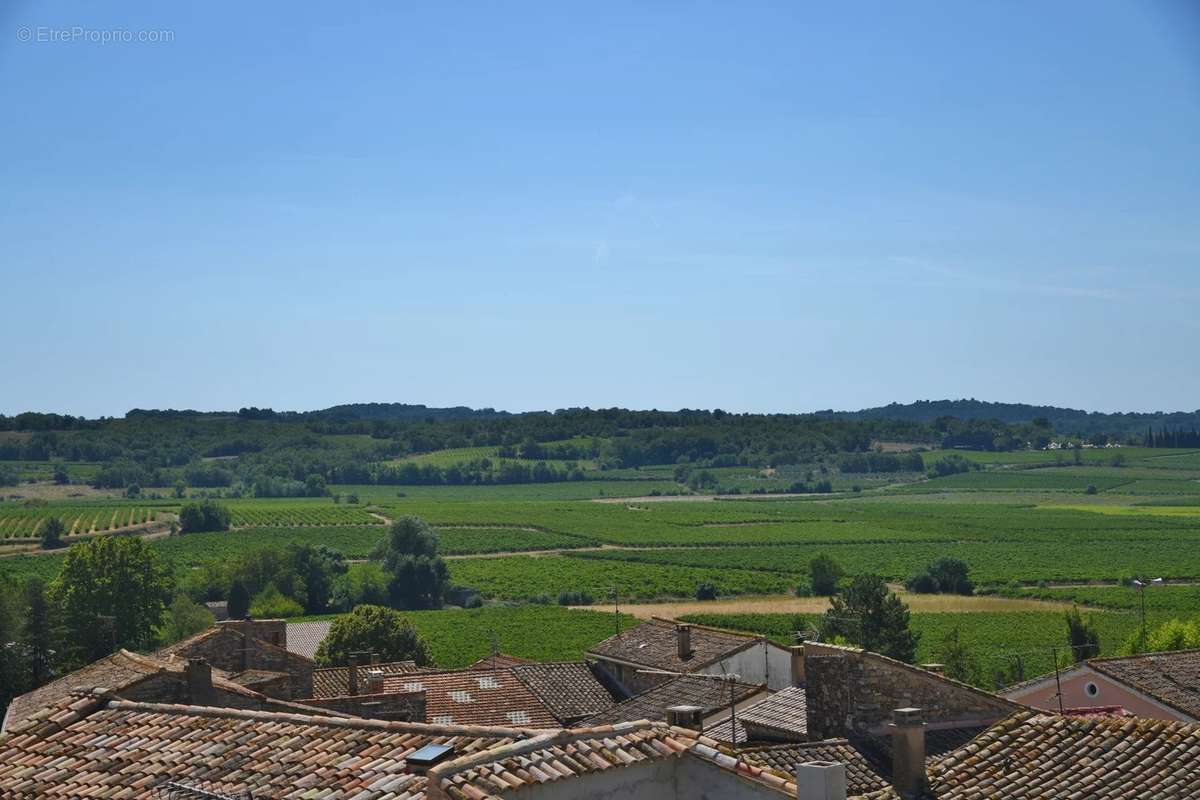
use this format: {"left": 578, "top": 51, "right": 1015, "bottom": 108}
{"left": 818, "top": 400, "right": 1200, "bottom": 439}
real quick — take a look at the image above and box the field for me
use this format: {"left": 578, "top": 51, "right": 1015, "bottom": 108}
{"left": 0, "top": 505, "right": 160, "bottom": 539}
{"left": 301, "top": 605, "right": 636, "bottom": 669}
{"left": 4, "top": 441, "right": 1200, "bottom": 687}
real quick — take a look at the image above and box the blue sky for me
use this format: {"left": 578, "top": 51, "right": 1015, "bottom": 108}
{"left": 2, "top": 2, "right": 1198, "bottom": 417}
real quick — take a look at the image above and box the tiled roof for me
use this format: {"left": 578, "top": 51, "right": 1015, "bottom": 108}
{"left": 701, "top": 712, "right": 746, "bottom": 744}
{"left": 586, "top": 617, "right": 760, "bottom": 673}
{"left": 286, "top": 619, "right": 332, "bottom": 659}
{"left": 382, "top": 669, "right": 560, "bottom": 728}
{"left": 579, "top": 674, "right": 765, "bottom": 726}
{"left": 704, "top": 686, "right": 807, "bottom": 744}
{"left": 510, "top": 662, "right": 617, "bottom": 724}
{"left": 2, "top": 649, "right": 166, "bottom": 733}
{"left": 312, "top": 660, "right": 426, "bottom": 698}
{"left": 225, "top": 668, "right": 291, "bottom": 687}
{"left": 435, "top": 721, "right": 797, "bottom": 800}
{"left": 743, "top": 740, "right": 890, "bottom": 795}
{"left": 470, "top": 652, "right": 534, "bottom": 670}
{"left": 853, "top": 711, "right": 1200, "bottom": 800}
{"left": 0, "top": 693, "right": 531, "bottom": 799}
{"left": 1088, "top": 649, "right": 1200, "bottom": 719}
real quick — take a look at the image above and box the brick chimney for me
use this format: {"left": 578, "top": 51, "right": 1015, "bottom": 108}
{"left": 790, "top": 645, "right": 806, "bottom": 686}
{"left": 889, "top": 707, "right": 926, "bottom": 799}
{"left": 677, "top": 624, "right": 692, "bottom": 659}
{"left": 186, "top": 658, "right": 216, "bottom": 706}
{"left": 365, "top": 668, "right": 386, "bottom": 695}
{"left": 794, "top": 761, "right": 847, "bottom": 800}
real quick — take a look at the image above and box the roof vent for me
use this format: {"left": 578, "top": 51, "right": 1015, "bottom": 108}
{"left": 406, "top": 743, "right": 456, "bottom": 774}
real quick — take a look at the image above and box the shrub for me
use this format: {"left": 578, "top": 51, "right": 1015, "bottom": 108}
{"left": 810, "top": 554, "right": 844, "bottom": 596}
{"left": 905, "top": 557, "right": 974, "bottom": 595}
{"left": 178, "top": 500, "right": 231, "bottom": 533}
{"left": 40, "top": 517, "right": 66, "bottom": 550}
{"left": 557, "top": 590, "right": 593, "bottom": 606}
{"left": 695, "top": 582, "right": 718, "bottom": 601}
{"left": 249, "top": 584, "right": 304, "bottom": 618}
{"left": 1084, "top": 484, "right": 1098, "bottom": 495}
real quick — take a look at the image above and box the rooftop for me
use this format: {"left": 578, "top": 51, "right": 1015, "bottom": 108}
{"left": 579, "top": 674, "right": 765, "bottom": 727}
{"left": 854, "top": 711, "right": 1200, "bottom": 800}
{"left": 586, "top": 618, "right": 762, "bottom": 673}
{"left": 381, "top": 668, "right": 561, "bottom": 728}
{"left": 705, "top": 686, "right": 808, "bottom": 744}
{"left": 510, "top": 662, "right": 617, "bottom": 724}
{"left": 1088, "top": 648, "right": 1200, "bottom": 719}
{"left": 0, "top": 692, "right": 530, "bottom": 799}
{"left": 743, "top": 740, "right": 890, "bottom": 796}
{"left": 286, "top": 618, "right": 333, "bottom": 659}
{"left": 312, "top": 659, "right": 427, "bottom": 698}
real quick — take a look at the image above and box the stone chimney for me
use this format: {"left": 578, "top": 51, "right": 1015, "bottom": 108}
{"left": 795, "top": 761, "right": 847, "bottom": 800}
{"left": 665, "top": 705, "right": 705, "bottom": 730}
{"left": 365, "top": 668, "right": 386, "bottom": 695}
{"left": 186, "top": 658, "right": 216, "bottom": 706}
{"left": 677, "top": 624, "right": 692, "bottom": 660}
{"left": 348, "top": 652, "right": 361, "bottom": 696}
{"left": 790, "top": 645, "right": 806, "bottom": 686}
{"left": 889, "top": 707, "right": 926, "bottom": 799}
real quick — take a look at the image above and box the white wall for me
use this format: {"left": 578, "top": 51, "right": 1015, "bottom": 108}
{"left": 699, "top": 641, "right": 793, "bottom": 690}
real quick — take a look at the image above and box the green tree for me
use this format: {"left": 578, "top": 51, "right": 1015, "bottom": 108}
{"left": 286, "top": 543, "right": 347, "bottom": 614}
{"left": 313, "top": 604, "right": 432, "bottom": 667}
{"left": 374, "top": 517, "right": 449, "bottom": 610}
{"left": 905, "top": 557, "right": 973, "bottom": 595}
{"left": 125, "top": 483, "right": 141, "bottom": 499}
{"left": 51, "top": 536, "right": 173, "bottom": 662}
{"left": 0, "top": 581, "right": 29, "bottom": 714}
{"left": 178, "top": 500, "right": 231, "bottom": 533}
{"left": 40, "top": 516, "right": 66, "bottom": 550}
{"left": 249, "top": 584, "right": 304, "bottom": 618}
{"left": 695, "top": 582, "right": 718, "bottom": 600}
{"left": 227, "top": 579, "right": 250, "bottom": 620}
{"left": 809, "top": 554, "right": 844, "bottom": 596}
{"left": 820, "top": 574, "right": 919, "bottom": 662}
{"left": 23, "top": 578, "right": 58, "bottom": 686}
{"left": 52, "top": 464, "right": 70, "bottom": 485}
{"left": 173, "top": 480, "right": 187, "bottom": 499}
{"left": 304, "top": 473, "right": 327, "bottom": 497}
{"left": 935, "top": 625, "right": 979, "bottom": 685}
{"left": 1065, "top": 605, "right": 1101, "bottom": 662}
{"left": 160, "top": 593, "right": 215, "bottom": 644}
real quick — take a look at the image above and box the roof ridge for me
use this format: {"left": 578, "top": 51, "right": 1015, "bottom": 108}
{"left": 428, "top": 720, "right": 667, "bottom": 785}
{"left": 102, "top": 699, "right": 542, "bottom": 736}
{"left": 649, "top": 616, "right": 762, "bottom": 640}
{"left": 1089, "top": 647, "right": 1200, "bottom": 665}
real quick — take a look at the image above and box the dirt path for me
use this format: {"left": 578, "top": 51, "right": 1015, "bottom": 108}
{"left": 583, "top": 591, "right": 1080, "bottom": 620}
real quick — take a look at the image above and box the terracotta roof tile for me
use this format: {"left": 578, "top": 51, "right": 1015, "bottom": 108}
{"left": 0, "top": 694, "right": 530, "bottom": 799}
{"left": 579, "top": 674, "right": 764, "bottom": 726}
{"left": 852, "top": 711, "right": 1200, "bottom": 800}
{"left": 1088, "top": 649, "right": 1200, "bottom": 719}
{"left": 381, "top": 669, "right": 560, "bottom": 729}
{"left": 586, "top": 618, "right": 760, "bottom": 673}
{"left": 510, "top": 662, "right": 616, "bottom": 725}
{"left": 312, "top": 660, "right": 427, "bottom": 698}
{"left": 435, "top": 721, "right": 797, "bottom": 800}
{"left": 743, "top": 739, "right": 890, "bottom": 795}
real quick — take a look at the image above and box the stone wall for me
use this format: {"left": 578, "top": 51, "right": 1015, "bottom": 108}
{"left": 173, "top": 628, "right": 313, "bottom": 699}
{"left": 804, "top": 642, "right": 1017, "bottom": 739}
{"left": 299, "top": 690, "right": 427, "bottom": 722}
{"left": 120, "top": 672, "right": 303, "bottom": 713}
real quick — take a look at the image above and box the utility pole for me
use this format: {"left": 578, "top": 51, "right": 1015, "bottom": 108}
{"left": 612, "top": 586, "right": 620, "bottom": 637}
{"left": 1132, "top": 577, "right": 1163, "bottom": 650}
{"left": 1051, "top": 646, "right": 1064, "bottom": 714}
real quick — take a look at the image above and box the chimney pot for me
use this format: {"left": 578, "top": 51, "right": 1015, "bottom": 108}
{"left": 366, "top": 668, "right": 386, "bottom": 695}
{"left": 889, "top": 707, "right": 926, "bottom": 799}
{"left": 790, "top": 645, "right": 806, "bottom": 686}
{"left": 677, "top": 624, "right": 692, "bottom": 660}
{"left": 794, "top": 760, "right": 847, "bottom": 800}
{"left": 665, "top": 705, "right": 704, "bottom": 730}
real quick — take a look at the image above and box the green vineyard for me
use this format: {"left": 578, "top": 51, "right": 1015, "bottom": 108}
{"left": 0, "top": 506, "right": 159, "bottom": 539}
